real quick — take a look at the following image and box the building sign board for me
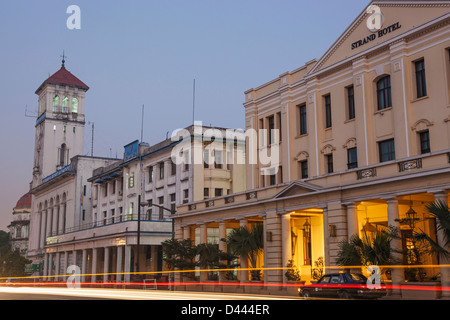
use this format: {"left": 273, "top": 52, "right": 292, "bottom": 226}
{"left": 351, "top": 5, "right": 401, "bottom": 50}
{"left": 124, "top": 140, "right": 139, "bottom": 161}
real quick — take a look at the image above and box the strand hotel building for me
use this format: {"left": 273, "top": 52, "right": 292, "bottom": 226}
{"left": 172, "top": 0, "right": 450, "bottom": 298}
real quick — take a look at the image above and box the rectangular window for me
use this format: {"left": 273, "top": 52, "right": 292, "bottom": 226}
{"left": 128, "top": 172, "right": 134, "bottom": 188}
{"left": 324, "top": 95, "right": 332, "bottom": 128}
{"left": 184, "top": 189, "right": 189, "bottom": 200}
{"left": 378, "top": 139, "right": 395, "bottom": 162}
{"left": 269, "top": 168, "right": 276, "bottom": 186}
{"left": 148, "top": 166, "right": 154, "bottom": 183}
{"left": 419, "top": 130, "right": 430, "bottom": 154}
{"left": 204, "top": 188, "right": 209, "bottom": 198}
{"left": 171, "top": 161, "right": 177, "bottom": 176}
{"left": 268, "top": 115, "right": 275, "bottom": 145}
{"left": 277, "top": 112, "right": 282, "bottom": 141}
{"left": 377, "top": 76, "right": 392, "bottom": 110}
{"left": 170, "top": 193, "right": 176, "bottom": 214}
{"left": 347, "top": 147, "right": 358, "bottom": 169}
{"left": 299, "top": 104, "right": 307, "bottom": 135}
{"left": 415, "top": 59, "right": 427, "bottom": 98}
{"left": 347, "top": 85, "right": 355, "bottom": 120}
{"left": 278, "top": 165, "right": 283, "bottom": 184}
{"left": 159, "top": 162, "right": 164, "bottom": 180}
{"left": 300, "top": 160, "right": 308, "bottom": 179}
{"left": 158, "top": 196, "right": 164, "bottom": 220}
{"left": 214, "top": 150, "right": 223, "bottom": 169}
{"left": 204, "top": 149, "right": 209, "bottom": 168}
{"left": 326, "top": 154, "right": 334, "bottom": 174}
{"left": 184, "top": 151, "right": 190, "bottom": 171}
{"left": 215, "top": 188, "right": 223, "bottom": 197}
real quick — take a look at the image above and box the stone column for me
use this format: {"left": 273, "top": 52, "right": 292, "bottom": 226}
{"left": 434, "top": 191, "right": 450, "bottom": 299}
{"left": 47, "top": 253, "right": 53, "bottom": 280}
{"left": 199, "top": 224, "right": 208, "bottom": 282}
{"left": 103, "top": 247, "right": 110, "bottom": 282}
{"left": 43, "top": 252, "right": 49, "bottom": 279}
{"left": 346, "top": 203, "right": 359, "bottom": 239}
{"left": 41, "top": 210, "right": 47, "bottom": 249}
{"left": 81, "top": 249, "right": 87, "bottom": 283}
{"left": 239, "top": 219, "right": 248, "bottom": 283}
{"left": 64, "top": 251, "right": 69, "bottom": 281}
{"left": 116, "top": 246, "right": 123, "bottom": 283}
{"left": 124, "top": 245, "right": 131, "bottom": 283}
{"left": 72, "top": 249, "right": 77, "bottom": 268}
{"left": 92, "top": 248, "right": 98, "bottom": 283}
{"left": 281, "top": 213, "right": 291, "bottom": 284}
{"left": 46, "top": 208, "right": 52, "bottom": 238}
{"left": 55, "top": 252, "right": 60, "bottom": 281}
{"left": 183, "top": 225, "right": 191, "bottom": 241}
{"left": 387, "top": 198, "right": 404, "bottom": 297}
{"left": 218, "top": 221, "right": 227, "bottom": 282}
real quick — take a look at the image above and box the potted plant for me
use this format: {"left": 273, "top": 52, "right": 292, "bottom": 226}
{"left": 285, "top": 259, "right": 302, "bottom": 282}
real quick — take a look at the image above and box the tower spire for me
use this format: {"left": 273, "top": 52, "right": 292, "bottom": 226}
{"left": 61, "top": 51, "right": 67, "bottom": 69}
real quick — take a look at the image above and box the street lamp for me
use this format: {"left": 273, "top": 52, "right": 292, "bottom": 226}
{"left": 138, "top": 198, "right": 176, "bottom": 289}
{"left": 405, "top": 206, "right": 419, "bottom": 229}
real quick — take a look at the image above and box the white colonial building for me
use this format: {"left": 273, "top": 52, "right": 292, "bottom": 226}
{"left": 27, "top": 60, "right": 117, "bottom": 277}
{"left": 27, "top": 60, "right": 247, "bottom": 283}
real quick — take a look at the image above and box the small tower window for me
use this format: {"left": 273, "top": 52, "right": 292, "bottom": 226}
{"left": 72, "top": 97, "right": 78, "bottom": 113}
{"left": 53, "top": 95, "right": 59, "bottom": 113}
{"left": 62, "top": 96, "right": 69, "bottom": 113}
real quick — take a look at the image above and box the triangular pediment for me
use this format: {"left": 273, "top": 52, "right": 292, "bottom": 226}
{"left": 274, "top": 181, "right": 322, "bottom": 199}
{"left": 308, "top": 0, "right": 450, "bottom": 75}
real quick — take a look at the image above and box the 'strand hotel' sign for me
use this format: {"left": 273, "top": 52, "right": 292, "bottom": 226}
{"left": 351, "top": 5, "right": 402, "bottom": 50}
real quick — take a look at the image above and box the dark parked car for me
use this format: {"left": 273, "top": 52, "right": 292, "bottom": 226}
{"left": 298, "top": 273, "right": 386, "bottom": 299}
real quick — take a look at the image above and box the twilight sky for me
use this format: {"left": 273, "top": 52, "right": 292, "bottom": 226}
{"left": 0, "top": 0, "right": 367, "bottom": 231}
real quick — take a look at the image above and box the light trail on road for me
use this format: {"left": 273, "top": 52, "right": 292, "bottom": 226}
{"left": 0, "top": 286, "right": 301, "bottom": 300}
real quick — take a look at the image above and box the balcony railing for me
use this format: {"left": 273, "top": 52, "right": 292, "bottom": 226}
{"left": 48, "top": 213, "right": 166, "bottom": 237}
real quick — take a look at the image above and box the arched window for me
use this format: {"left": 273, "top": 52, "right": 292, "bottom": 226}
{"left": 53, "top": 95, "right": 59, "bottom": 112}
{"left": 376, "top": 76, "right": 392, "bottom": 110}
{"left": 72, "top": 97, "right": 78, "bottom": 113}
{"left": 62, "top": 96, "right": 69, "bottom": 113}
{"left": 60, "top": 144, "right": 66, "bottom": 167}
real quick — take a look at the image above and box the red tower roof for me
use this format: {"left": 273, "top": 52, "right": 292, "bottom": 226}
{"left": 15, "top": 192, "right": 31, "bottom": 209}
{"left": 35, "top": 64, "right": 89, "bottom": 94}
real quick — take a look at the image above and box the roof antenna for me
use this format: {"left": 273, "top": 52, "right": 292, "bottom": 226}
{"left": 192, "top": 78, "right": 196, "bottom": 125}
{"left": 140, "top": 104, "right": 144, "bottom": 143}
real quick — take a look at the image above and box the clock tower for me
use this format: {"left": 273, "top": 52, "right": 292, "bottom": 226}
{"left": 32, "top": 58, "right": 89, "bottom": 188}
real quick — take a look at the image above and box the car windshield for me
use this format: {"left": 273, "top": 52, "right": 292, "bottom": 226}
{"left": 349, "top": 273, "right": 367, "bottom": 282}
{"left": 318, "top": 276, "right": 331, "bottom": 284}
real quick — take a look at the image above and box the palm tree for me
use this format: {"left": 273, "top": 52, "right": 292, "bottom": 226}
{"left": 336, "top": 229, "right": 392, "bottom": 273}
{"left": 226, "top": 223, "right": 264, "bottom": 280}
{"left": 196, "top": 242, "right": 222, "bottom": 280}
{"left": 415, "top": 200, "right": 450, "bottom": 259}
